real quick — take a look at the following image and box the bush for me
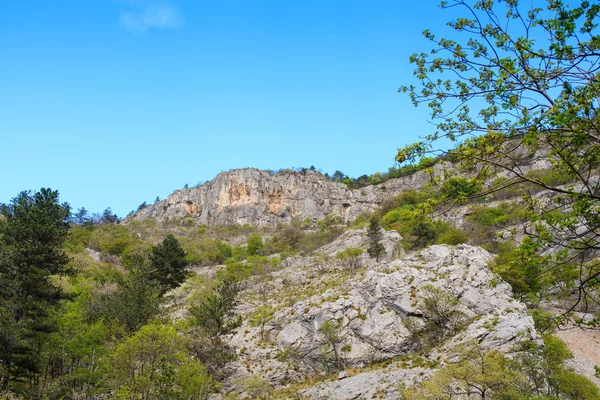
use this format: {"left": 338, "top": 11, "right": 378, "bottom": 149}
{"left": 317, "top": 212, "right": 343, "bottom": 229}
{"left": 88, "top": 225, "right": 138, "bottom": 257}
{"left": 379, "top": 190, "right": 466, "bottom": 251}
{"left": 237, "top": 375, "right": 272, "bottom": 399}
{"left": 264, "top": 224, "right": 343, "bottom": 255}
{"left": 404, "top": 337, "right": 600, "bottom": 400}
{"left": 64, "top": 224, "right": 94, "bottom": 252}
{"left": 401, "top": 344, "right": 521, "bottom": 400}
{"left": 402, "top": 219, "right": 458, "bottom": 250}
{"left": 185, "top": 239, "right": 232, "bottom": 266}
{"left": 377, "top": 190, "right": 431, "bottom": 218}
{"left": 435, "top": 227, "right": 468, "bottom": 245}
{"left": 464, "top": 203, "right": 526, "bottom": 251}
{"left": 489, "top": 238, "right": 547, "bottom": 300}
{"left": 216, "top": 262, "right": 253, "bottom": 283}
{"left": 440, "top": 177, "right": 479, "bottom": 199}
{"left": 111, "top": 322, "right": 217, "bottom": 399}
{"left": 405, "top": 285, "right": 466, "bottom": 349}
{"left": 336, "top": 247, "right": 363, "bottom": 269}
{"left": 246, "top": 234, "right": 264, "bottom": 256}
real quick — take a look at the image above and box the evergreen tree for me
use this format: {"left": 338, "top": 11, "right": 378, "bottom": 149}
{"left": 0, "top": 188, "right": 71, "bottom": 388}
{"left": 99, "top": 207, "right": 119, "bottom": 224}
{"left": 367, "top": 217, "right": 385, "bottom": 262}
{"left": 150, "top": 234, "right": 188, "bottom": 291}
{"left": 71, "top": 207, "right": 91, "bottom": 225}
{"left": 106, "top": 264, "right": 162, "bottom": 332}
{"left": 189, "top": 279, "right": 240, "bottom": 338}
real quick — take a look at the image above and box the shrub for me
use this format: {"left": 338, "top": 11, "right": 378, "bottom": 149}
{"left": 248, "top": 305, "right": 274, "bottom": 340}
{"left": 401, "top": 344, "right": 521, "bottom": 400}
{"left": 88, "top": 225, "right": 138, "bottom": 257}
{"left": 185, "top": 239, "right": 232, "bottom": 266}
{"left": 317, "top": 320, "right": 344, "bottom": 372}
{"left": 402, "top": 219, "right": 457, "bottom": 250}
{"left": 237, "top": 375, "right": 272, "bottom": 400}
{"left": 435, "top": 227, "right": 468, "bottom": 245}
{"left": 246, "top": 234, "right": 264, "bottom": 256}
{"left": 317, "top": 212, "right": 343, "bottom": 229}
{"left": 404, "top": 337, "right": 600, "bottom": 400}
{"left": 111, "top": 322, "right": 217, "bottom": 399}
{"left": 440, "top": 177, "right": 479, "bottom": 199}
{"left": 464, "top": 203, "right": 526, "bottom": 251}
{"left": 336, "top": 247, "right": 363, "bottom": 269}
{"left": 489, "top": 238, "right": 547, "bottom": 300}
{"left": 405, "top": 285, "right": 466, "bottom": 349}
{"left": 231, "top": 245, "right": 247, "bottom": 262}
{"left": 378, "top": 190, "right": 431, "bottom": 218}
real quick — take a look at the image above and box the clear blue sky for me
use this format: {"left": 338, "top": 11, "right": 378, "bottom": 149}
{"left": 0, "top": 0, "right": 452, "bottom": 217}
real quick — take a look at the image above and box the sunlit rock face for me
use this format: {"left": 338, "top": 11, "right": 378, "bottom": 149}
{"left": 128, "top": 164, "right": 451, "bottom": 226}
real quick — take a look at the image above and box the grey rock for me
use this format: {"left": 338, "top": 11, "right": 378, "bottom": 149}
{"left": 127, "top": 166, "right": 452, "bottom": 227}
{"left": 214, "top": 234, "right": 538, "bottom": 399}
{"left": 299, "top": 367, "right": 431, "bottom": 400}
{"left": 271, "top": 243, "right": 538, "bottom": 371}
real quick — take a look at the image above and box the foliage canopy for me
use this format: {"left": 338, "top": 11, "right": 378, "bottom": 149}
{"left": 398, "top": 0, "right": 600, "bottom": 312}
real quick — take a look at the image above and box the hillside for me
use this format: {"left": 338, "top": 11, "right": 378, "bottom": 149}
{"left": 23, "top": 153, "right": 591, "bottom": 399}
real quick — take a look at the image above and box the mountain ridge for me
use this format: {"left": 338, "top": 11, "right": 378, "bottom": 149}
{"left": 128, "top": 164, "right": 453, "bottom": 226}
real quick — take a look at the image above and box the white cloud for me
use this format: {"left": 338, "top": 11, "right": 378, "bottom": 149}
{"left": 120, "top": 3, "right": 184, "bottom": 34}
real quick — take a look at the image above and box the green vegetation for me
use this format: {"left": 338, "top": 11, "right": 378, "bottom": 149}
{"left": 248, "top": 305, "right": 275, "bottom": 341}
{"left": 110, "top": 322, "right": 216, "bottom": 399}
{"left": 0, "top": 188, "right": 266, "bottom": 398}
{"left": 188, "top": 279, "right": 240, "bottom": 338}
{"left": 2, "top": 2, "right": 599, "bottom": 396}
{"left": 246, "top": 234, "right": 264, "bottom": 256}
{"left": 317, "top": 320, "right": 345, "bottom": 372}
{"left": 336, "top": 247, "right": 364, "bottom": 269}
{"left": 263, "top": 223, "right": 343, "bottom": 255}
{"left": 402, "top": 337, "right": 600, "bottom": 400}
{"left": 397, "top": 0, "right": 600, "bottom": 315}
{"left": 404, "top": 286, "right": 466, "bottom": 350}
{"left": 464, "top": 203, "right": 527, "bottom": 251}
{"left": 0, "top": 189, "right": 72, "bottom": 391}
{"left": 150, "top": 234, "right": 188, "bottom": 291}
{"left": 367, "top": 217, "right": 386, "bottom": 261}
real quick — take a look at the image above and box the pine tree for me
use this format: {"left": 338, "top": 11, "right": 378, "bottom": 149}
{"left": 150, "top": 234, "right": 188, "bottom": 291}
{"left": 0, "top": 188, "right": 71, "bottom": 387}
{"left": 367, "top": 217, "right": 385, "bottom": 262}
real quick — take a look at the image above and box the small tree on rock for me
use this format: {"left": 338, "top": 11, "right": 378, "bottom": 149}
{"left": 367, "top": 217, "right": 385, "bottom": 261}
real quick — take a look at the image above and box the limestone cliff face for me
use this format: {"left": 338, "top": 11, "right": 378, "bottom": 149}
{"left": 130, "top": 165, "right": 451, "bottom": 226}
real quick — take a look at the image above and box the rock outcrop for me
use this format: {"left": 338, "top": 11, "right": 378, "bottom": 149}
{"left": 128, "top": 140, "right": 554, "bottom": 228}
{"left": 129, "top": 165, "right": 452, "bottom": 226}
{"left": 222, "top": 230, "right": 539, "bottom": 398}
{"left": 272, "top": 244, "right": 536, "bottom": 367}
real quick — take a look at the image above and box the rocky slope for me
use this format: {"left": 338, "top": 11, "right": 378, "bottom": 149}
{"left": 172, "top": 229, "right": 539, "bottom": 399}
{"left": 129, "top": 165, "right": 452, "bottom": 226}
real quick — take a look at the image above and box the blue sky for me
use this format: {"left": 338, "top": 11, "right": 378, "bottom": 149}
{"left": 0, "top": 0, "right": 452, "bottom": 217}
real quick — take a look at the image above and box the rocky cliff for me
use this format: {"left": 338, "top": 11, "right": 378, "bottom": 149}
{"left": 129, "top": 165, "right": 452, "bottom": 226}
